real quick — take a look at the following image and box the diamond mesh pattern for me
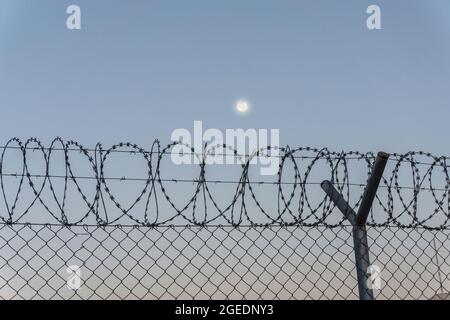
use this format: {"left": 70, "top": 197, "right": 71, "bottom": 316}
{"left": 0, "top": 224, "right": 448, "bottom": 300}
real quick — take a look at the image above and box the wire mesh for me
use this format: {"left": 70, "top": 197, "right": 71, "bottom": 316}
{"left": 0, "top": 138, "right": 449, "bottom": 299}
{"left": 0, "top": 224, "right": 449, "bottom": 299}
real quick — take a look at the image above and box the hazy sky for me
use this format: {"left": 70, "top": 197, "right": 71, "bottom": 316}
{"left": 1, "top": 0, "right": 450, "bottom": 155}
{"left": 1, "top": 2, "right": 449, "bottom": 300}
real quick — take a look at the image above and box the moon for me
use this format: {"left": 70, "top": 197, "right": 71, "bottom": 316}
{"left": 235, "top": 99, "right": 250, "bottom": 114}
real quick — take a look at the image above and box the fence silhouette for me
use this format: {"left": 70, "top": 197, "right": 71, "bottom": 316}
{"left": 0, "top": 138, "right": 449, "bottom": 299}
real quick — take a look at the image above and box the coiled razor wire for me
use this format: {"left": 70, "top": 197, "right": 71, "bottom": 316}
{"left": 0, "top": 137, "right": 449, "bottom": 229}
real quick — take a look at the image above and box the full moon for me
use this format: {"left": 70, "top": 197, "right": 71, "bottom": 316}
{"left": 235, "top": 99, "right": 250, "bottom": 114}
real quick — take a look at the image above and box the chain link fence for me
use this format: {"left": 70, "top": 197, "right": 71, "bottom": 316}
{"left": 0, "top": 224, "right": 449, "bottom": 300}
{"left": 0, "top": 139, "right": 449, "bottom": 299}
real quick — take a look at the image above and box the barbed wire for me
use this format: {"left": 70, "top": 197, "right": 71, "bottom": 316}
{"left": 0, "top": 137, "right": 449, "bottom": 229}
{"left": 1, "top": 143, "right": 449, "bottom": 167}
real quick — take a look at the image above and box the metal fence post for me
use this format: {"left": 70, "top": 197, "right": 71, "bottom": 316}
{"left": 321, "top": 151, "right": 389, "bottom": 300}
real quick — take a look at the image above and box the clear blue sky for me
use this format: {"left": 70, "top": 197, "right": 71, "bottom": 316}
{"left": 1, "top": 0, "right": 450, "bottom": 155}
